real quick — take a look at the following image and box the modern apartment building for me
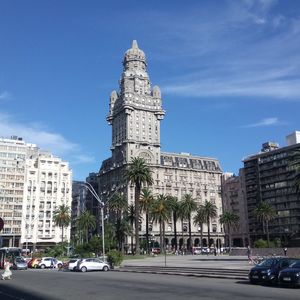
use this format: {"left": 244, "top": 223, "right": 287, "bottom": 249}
{"left": 98, "top": 41, "right": 224, "bottom": 250}
{"left": 0, "top": 136, "right": 34, "bottom": 247}
{"left": 222, "top": 170, "right": 249, "bottom": 247}
{"left": 0, "top": 136, "right": 72, "bottom": 250}
{"left": 243, "top": 135, "right": 300, "bottom": 246}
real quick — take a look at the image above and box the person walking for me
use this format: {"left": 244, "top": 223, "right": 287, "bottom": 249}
{"left": 1, "top": 259, "right": 12, "bottom": 280}
{"left": 283, "top": 247, "right": 287, "bottom": 256}
{"left": 247, "top": 246, "right": 253, "bottom": 264}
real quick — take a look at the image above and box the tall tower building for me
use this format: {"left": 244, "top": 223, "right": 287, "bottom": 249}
{"left": 99, "top": 41, "right": 224, "bottom": 250}
{"left": 106, "top": 40, "right": 165, "bottom": 166}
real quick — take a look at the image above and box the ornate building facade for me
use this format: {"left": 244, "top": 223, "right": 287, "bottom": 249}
{"left": 99, "top": 41, "right": 224, "bottom": 249}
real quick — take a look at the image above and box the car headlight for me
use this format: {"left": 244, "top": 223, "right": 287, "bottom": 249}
{"left": 261, "top": 269, "right": 271, "bottom": 274}
{"left": 295, "top": 272, "right": 300, "bottom": 277}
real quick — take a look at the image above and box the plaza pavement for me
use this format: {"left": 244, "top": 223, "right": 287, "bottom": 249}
{"left": 122, "top": 254, "right": 252, "bottom": 271}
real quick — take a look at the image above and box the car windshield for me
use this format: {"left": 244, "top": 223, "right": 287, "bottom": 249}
{"left": 257, "top": 258, "right": 276, "bottom": 267}
{"left": 15, "top": 257, "right": 25, "bottom": 263}
{"left": 289, "top": 261, "right": 300, "bottom": 268}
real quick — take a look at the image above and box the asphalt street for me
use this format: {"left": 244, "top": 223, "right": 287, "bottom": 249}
{"left": 0, "top": 268, "right": 298, "bottom": 300}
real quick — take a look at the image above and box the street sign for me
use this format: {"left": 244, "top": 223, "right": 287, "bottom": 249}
{"left": 0, "top": 217, "right": 4, "bottom": 231}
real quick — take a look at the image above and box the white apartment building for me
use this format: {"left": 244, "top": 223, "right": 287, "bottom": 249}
{"left": 0, "top": 136, "right": 72, "bottom": 250}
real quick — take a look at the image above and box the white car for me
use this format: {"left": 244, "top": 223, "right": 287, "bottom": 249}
{"left": 68, "top": 258, "right": 80, "bottom": 271}
{"left": 38, "top": 257, "right": 63, "bottom": 269}
{"left": 77, "top": 258, "right": 109, "bottom": 272}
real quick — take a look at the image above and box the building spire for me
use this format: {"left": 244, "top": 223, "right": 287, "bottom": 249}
{"left": 132, "top": 40, "right": 138, "bottom": 49}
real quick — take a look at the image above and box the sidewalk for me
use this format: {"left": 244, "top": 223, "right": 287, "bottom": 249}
{"left": 122, "top": 255, "right": 252, "bottom": 271}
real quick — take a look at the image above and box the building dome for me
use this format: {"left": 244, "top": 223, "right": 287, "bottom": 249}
{"left": 124, "top": 40, "right": 146, "bottom": 64}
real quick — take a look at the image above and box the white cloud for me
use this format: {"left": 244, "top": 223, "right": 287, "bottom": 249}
{"left": 0, "top": 112, "right": 91, "bottom": 164}
{"left": 243, "top": 117, "right": 282, "bottom": 128}
{"left": 0, "top": 91, "right": 11, "bottom": 100}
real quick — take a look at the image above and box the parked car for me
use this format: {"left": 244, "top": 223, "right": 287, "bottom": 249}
{"left": 38, "top": 257, "right": 63, "bottom": 269}
{"left": 68, "top": 258, "right": 80, "bottom": 271}
{"left": 278, "top": 260, "right": 300, "bottom": 287}
{"left": 249, "top": 257, "right": 299, "bottom": 285}
{"left": 77, "top": 258, "right": 109, "bottom": 272}
{"left": 27, "top": 258, "right": 40, "bottom": 268}
{"left": 13, "top": 257, "right": 28, "bottom": 270}
{"left": 151, "top": 248, "right": 161, "bottom": 254}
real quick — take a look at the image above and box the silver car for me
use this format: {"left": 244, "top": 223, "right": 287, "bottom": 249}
{"left": 77, "top": 258, "right": 109, "bottom": 272}
{"left": 68, "top": 258, "right": 80, "bottom": 271}
{"left": 13, "top": 257, "right": 28, "bottom": 270}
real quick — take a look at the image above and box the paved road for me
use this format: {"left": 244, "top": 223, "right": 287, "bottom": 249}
{"left": 0, "top": 268, "right": 298, "bottom": 300}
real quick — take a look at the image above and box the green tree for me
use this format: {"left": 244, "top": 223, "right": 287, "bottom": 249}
{"left": 167, "top": 196, "right": 180, "bottom": 251}
{"left": 180, "top": 194, "right": 197, "bottom": 252}
{"left": 150, "top": 194, "right": 171, "bottom": 253}
{"left": 126, "top": 204, "right": 135, "bottom": 254}
{"left": 53, "top": 204, "right": 71, "bottom": 244}
{"left": 140, "top": 188, "right": 154, "bottom": 254}
{"left": 108, "top": 192, "right": 128, "bottom": 251}
{"left": 77, "top": 210, "right": 97, "bottom": 243}
{"left": 254, "top": 201, "right": 276, "bottom": 247}
{"left": 202, "top": 201, "right": 217, "bottom": 247}
{"left": 114, "top": 218, "right": 133, "bottom": 253}
{"left": 193, "top": 206, "right": 206, "bottom": 248}
{"left": 108, "top": 192, "right": 128, "bottom": 221}
{"left": 124, "top": 157, "right": 153, "bottom": 255}
{"left": 219, "top": 211, "right": 239, "bottom": 252}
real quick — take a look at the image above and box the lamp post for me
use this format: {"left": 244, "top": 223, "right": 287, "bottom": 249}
{"left": 80, "top": 182, "right": 105, "bottom": 261}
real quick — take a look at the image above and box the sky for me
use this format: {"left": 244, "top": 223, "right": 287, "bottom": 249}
{"left": 0, "top": 0, "right": 300, "bottom": 180}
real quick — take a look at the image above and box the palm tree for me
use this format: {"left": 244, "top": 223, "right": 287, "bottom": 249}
{"left": 77, "top": 210, "right": 97, "bottom": 243}
{"left": 140, "top": 188, "right": 154, "bottom": 254}
{"left": 53, "top": 204, "right": 71, "bottom": 244}
{"left": 108, "top": 192, "right": 128, "bottom": 221}
{"left": 180, "top": 194, "right": 197, "bottom": 252}
{"left": 202, "top": 201, "right": 217, "bottom": 248}
{"left": 254, "top": 201, "right": 276, "bottom": 247}
{"left": 115, "top": 218, "right": 133, "bottom": 252}
{"left": 219, "top": 211, "right": 239, "bottom": 252}
{"left": 150, "top": 194, "right": 171, "bottom": 253}
{"left": 193, "top": 206, "right": 206, "bottom": 248}
{"left": 166, "top": 196, "right": 180, "bottom": 251}
{"left": 108, "top": 192, "right": 128, "bottom": 251}
{"left": 124, "top": 157, "right": 153, "bottom": 255}
{"left": 126, "top": 204, "right": 135, "bottom": 254}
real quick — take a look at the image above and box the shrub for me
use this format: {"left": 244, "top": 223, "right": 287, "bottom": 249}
{"left": 107, "top": 250, "right": 123, "bottom": 268}
{"left": 254, "top": 239, "right": 268, "bottom": 248}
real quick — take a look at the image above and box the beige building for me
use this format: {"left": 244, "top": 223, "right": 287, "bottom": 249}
{"left": 99, "top": 41, "right": 224, "bottom": 249}
{"left": 0, "top": 136, "right": 72, "bottom": 250}
{"left": 221, "top": 170, "right": 249, "bottom": 247}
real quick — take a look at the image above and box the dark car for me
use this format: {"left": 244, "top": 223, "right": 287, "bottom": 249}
{"left": 13, "top": 257, "right": 28, "bottom": 270}
{"left": 278, "top": 261, "right": 300, "bottom": 287}
{"left": 249, "top": 257, "right": 299, "bottom": 285}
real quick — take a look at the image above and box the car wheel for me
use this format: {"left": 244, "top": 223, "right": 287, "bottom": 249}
{"left": 103, "top": 266, "right": 109, "bottom": 272}
{"left": 40, "top": 264, "right": 46, "bottom": 269}
{"left": 81, "top": 266, "right": 87, "bottom": 273}
{"left": 57, "top": 263, "right": 62, "bottom": 269}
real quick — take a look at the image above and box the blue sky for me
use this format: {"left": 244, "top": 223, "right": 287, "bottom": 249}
{"left": 0, "top": 0, "right": 299, "bottom": 180}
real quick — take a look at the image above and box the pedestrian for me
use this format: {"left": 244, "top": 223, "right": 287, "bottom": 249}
{"left": 213, "top": 247, "right": 217, "bottom": 256}
{"left": 247, "top": 245, "right": 253, "bottom": 264}
{"left": 283, "top": 247, "right": 287, "bottom": 256}
{"left": 1, "top": 259, "right": 12, "bottom": 280}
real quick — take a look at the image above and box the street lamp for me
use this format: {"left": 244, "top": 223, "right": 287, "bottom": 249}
{"left": 80, "top": 182, "right": 106, "bottom": 261}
